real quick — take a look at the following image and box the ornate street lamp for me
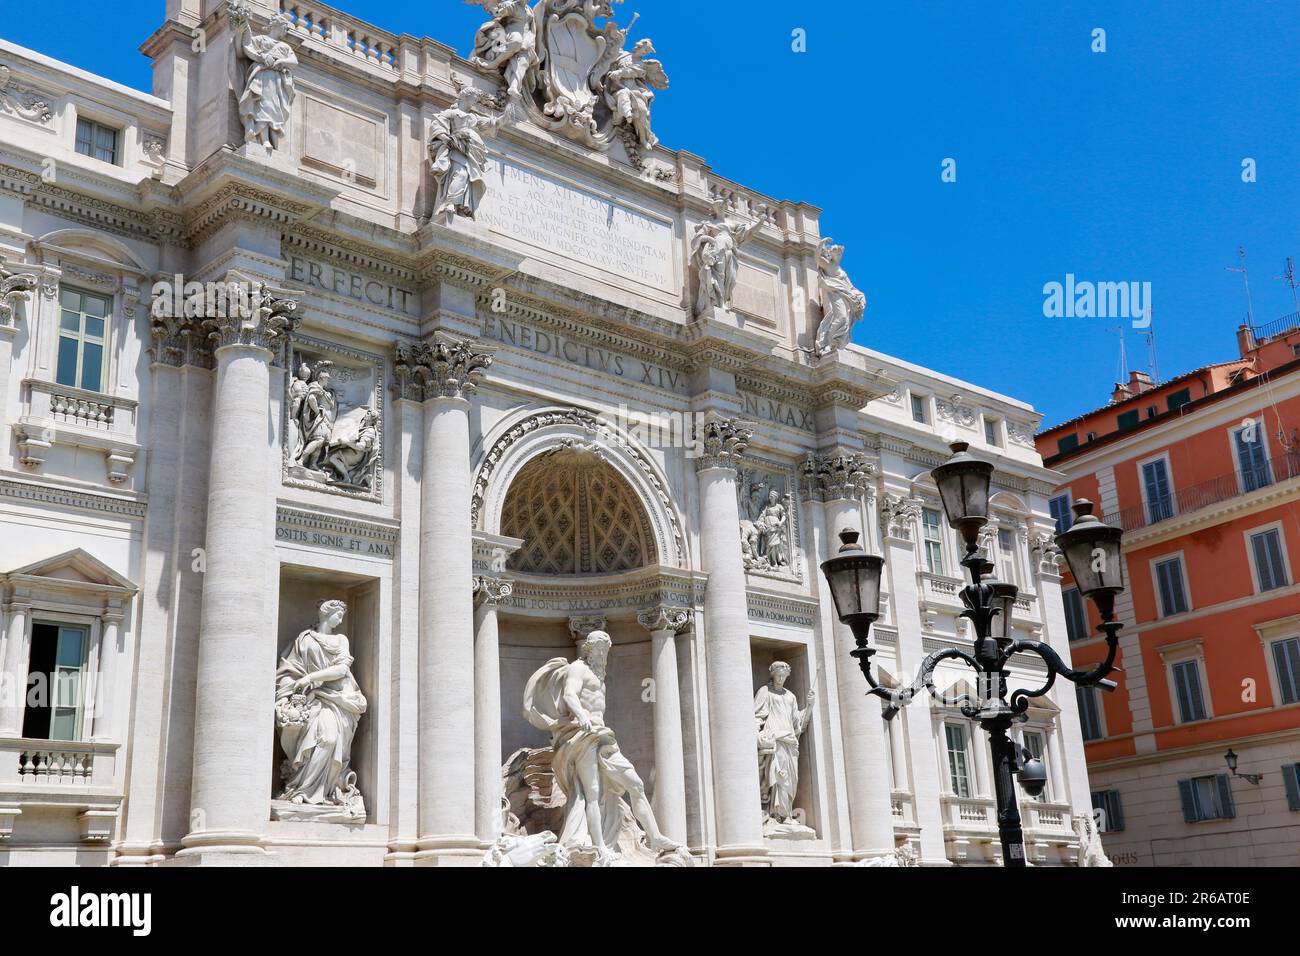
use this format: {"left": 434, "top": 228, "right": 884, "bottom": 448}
{"left": 822, "top": 442, "right": 1125, "bottom": 867}
{"left": 1224, "top": 749, "right": 1262, "bottom": 785}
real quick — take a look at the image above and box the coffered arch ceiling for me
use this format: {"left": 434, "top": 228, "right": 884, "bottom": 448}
{"left": 501, "top": 447, "right": 656, "bottom": 576}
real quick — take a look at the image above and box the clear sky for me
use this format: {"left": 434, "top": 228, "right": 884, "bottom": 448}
{"left": 6, "top": 1, "right": 1298, "bottom": 427}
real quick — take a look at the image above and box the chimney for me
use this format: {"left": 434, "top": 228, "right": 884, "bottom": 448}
{"left": 1128, "top": 370, "right": 1154, "bottom": 395}
{"left": 1110, "top": 383, "right": 1131, "bottom": 404}
{"left": 1237, "top": 324, "right": 1257, "bottom": 358}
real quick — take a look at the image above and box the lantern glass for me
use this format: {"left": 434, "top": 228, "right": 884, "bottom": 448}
{"left": 1225, "top": 749, "right": 1239, "bottom": 773}
{"left": 990, "top": 582, "right": 1018, "bottom": 642}
{"left": 1056, "top": 500, "right": 1125, "bottom": 600}
{"left": 932, "top": 442, "right": 994, "bottom": 550}
{"left": 821, "top": 530, "right": 884, "bottom": 634}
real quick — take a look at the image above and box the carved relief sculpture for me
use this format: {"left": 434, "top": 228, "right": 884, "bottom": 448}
{"left": 273, "top": 600, "right": 368, "bottom": 822}
{"left": 738, "top": 470, "right": 794, "bottom": 574}
{"left": 228, "top": 2, "right": 298, "bottom": 153}
{"left": 691, "top": 201, "right": 761, "bottom": 318}
{"left": 428, "top": 83, "right": 508, "bottom": 224}
{"left": 814, "top": 238, "right": 867, "bottom": 356}
{"left": 754, "top": 661, "right": 815, "bottom": 836}
{"left": 287, "top": 349, "right": 382, "bottom": 493}
{"left": 522, "top": 630, "right": 683, "bottom": 865}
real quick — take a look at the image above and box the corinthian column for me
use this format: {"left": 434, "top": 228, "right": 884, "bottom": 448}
{"left": 181, "top": 289, "right": 300, "bottom": 864}
{"left": 807, "top": 452, "right": 898, "bottom": 862}
{"left": 398, "top": 339, "right": 493, "bottom": 865}
{"left": 473, "top": 575, "right": 512, "bottom": 843}
{"left": 695, "top": 416, "right": 768, "bottom": 864}
{"left": 637, "top": 606, "right": 690, "bottom": 845}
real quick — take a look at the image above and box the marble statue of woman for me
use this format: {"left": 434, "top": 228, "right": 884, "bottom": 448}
{"left": 814, "top": 238, "right": 867, "bottom": 356}
{"left": 691, "top": 202, "right": 762, "bottom": 318}
{"left": 230, "top": 5, "right": 298, "bottom": 152}
{"left": 428, "top": 86, "right": 507, "bottom": 224}
{"left": 754, "top": 661, "right": 814, "bottom": 832}
{"left": 755, "top": 489, "right": 789, "bottom": 570}
{"left": 274, "top": 600, "right": 368, "bottom": 821}
{"left": 522, "top": 631, "right": 682, "bottom": 865}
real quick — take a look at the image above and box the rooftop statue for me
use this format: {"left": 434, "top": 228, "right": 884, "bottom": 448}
{"left": 228, "top": 2, "right": 298, "bottom": 154}
{"left": 814, "top": 238, "right": 867, "bottom": 357}
{"left": 428, "top": 84, "right": 509, "bottom": 224}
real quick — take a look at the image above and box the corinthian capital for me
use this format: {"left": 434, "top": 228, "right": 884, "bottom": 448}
{"left": 0, "top": 260, "right": 38, "bottom": 327}
{"left": 474, "top": 576, "right": 514, "bottom": 607}
{"left": 695, "top": 415, "right": 753, "bottom": 473}
{"left": 802, "top": 451, "right": 876, "bottom": 502}
{"left": 204, "top": 284, "right": 301, "bottom": 352}
{"left": 637, "top": 606, "right": 692, "bottom": 635}
{"left": 394, "top": 338, "right": 493, "bottom": 402}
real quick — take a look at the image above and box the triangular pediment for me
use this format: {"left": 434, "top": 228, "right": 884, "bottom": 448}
{"left": 5, "top": 548, "right": 137, "bottom": 593}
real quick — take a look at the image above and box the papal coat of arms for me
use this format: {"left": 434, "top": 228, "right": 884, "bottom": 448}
{"left": 466, "top": 0, "right": 668, "bottom": 165}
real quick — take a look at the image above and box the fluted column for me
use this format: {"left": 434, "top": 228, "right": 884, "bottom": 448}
{"left": 695, "top": 416, "right": 768, "bottom": 864}
{"left": 91, "top": 609, "right": 124, "bottom": 741}
{"left": 473, "top": 575, "right": 512, "bottom": 843}
{"left": 398, "top": 339, "right": 493, "bottom": 865}
{"left": 809, "top": 453, "right": 897, "bottom": 862}
{"left": 637, "top": 606, "right": 690, "bottom": 845}
{"left": 181, "top": 290, "right": 300, "bottom": 863}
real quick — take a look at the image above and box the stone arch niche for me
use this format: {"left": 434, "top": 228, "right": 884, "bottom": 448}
{"left": 473, "top": 407, "right": 686, "bottom": 570}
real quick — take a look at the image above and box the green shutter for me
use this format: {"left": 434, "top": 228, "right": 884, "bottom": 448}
{"left": 1216, "top": 774, "right": 1236, "bottom": 819}
{"left": 1284, "top": 766, "right": 1300, "bottom": 812}
{"left": 1177, "top": 779, "right": 1198, "bottom": 822}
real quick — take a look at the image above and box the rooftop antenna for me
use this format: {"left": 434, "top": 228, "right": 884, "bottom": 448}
{"left": 1108, "top": 323, "right": 1129, "bottom": 389}
{"left": 1275, "top": 257, "right": 1300, "bottom": 317}
{"left": 1227, "top": 246, "right": 1256, "bottom": 328}
{"left": 1141, "top": 305, "right": 1160, "bottom": 386}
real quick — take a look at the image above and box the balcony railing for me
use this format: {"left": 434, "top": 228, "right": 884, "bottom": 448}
{"left": 1114, "top": 452, "right": 1300, "bottom": 533}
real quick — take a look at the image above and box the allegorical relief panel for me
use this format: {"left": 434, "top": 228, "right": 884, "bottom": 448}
{"left": 284, "top": 338, "right": 384, "bottom": 501}
{"left": 737, "top": 462, "right": 802, "bottom": 582}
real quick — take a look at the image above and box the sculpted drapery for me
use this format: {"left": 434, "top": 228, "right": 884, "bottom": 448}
{"left": 754, "top": 662, "right": 814, "bottom": 826}
{"left": 429, "top": 88, "right": 505, "bottom": 223}
{"left": 274, "top": 600, "right": 368, "bottom": 819}
{"left": 231, "top": 8, "right": 298, "bottom": 151}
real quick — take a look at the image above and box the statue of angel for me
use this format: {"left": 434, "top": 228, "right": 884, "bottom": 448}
{"left": 466, "top": 0, "right": 539, "bottom": 101}
{"left": 428, "top": 85, "right": 508, "bottom": 223}
{"left": 813, "top": 238, "right": 867, "bottom": 356}
{"left": 602, "top": 38, "right": 668, "bottom": 152}
{"left": 228, "top": 3, "right": 298, "bottom": 152}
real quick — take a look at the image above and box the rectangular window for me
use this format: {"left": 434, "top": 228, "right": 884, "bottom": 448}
{"left": 1092, "top": 790, "right": 1124, "bottom": 832}
{"left": 1233, "top": 427, "right": 1271, "bottom": 493}
{"left": 911, "top": 394, "right": 928, "bottom": 424}
{"left": 984, "top": 418, "right": 1001, "bottom": 446}
{"left": 1178, "top": 774, "right": 1235, "bottom": 822}
{"left": 1141, "top": 458, "right": 1175, "bottom": 523}
{"left": 1172, "top": 659, "right": 1207, "bottom": 723}
{"left": 1063, "top": 586, "right": 1089, "bottom": 642}
{"left": 944, "top": 723, "right": 972, "bottom": 798}
{"left": 1272, "top": 637, "right": 1300, "bottom": 706}
{"left": 1049, "top": 493, "right": 1073, "bottom": 535}
{"left": 1077, "top": 685, "right": 1103, "bottom": 741}
{"left": 1284, "top": 764, "right": 1300, "bottom": 812}
{"left": 75, "top": 118, "right": 119, "bottom": 165}
{"left": 56, "top": 287, "right": 111, "bottom": 393}
{"left": 1056, "top": 434, "right": 1079, "bottom": 455}
{"left": 922, "top": 507, "right": 946, "bottom": 576}
{"left": 1117, "top": 409, "right": 1140, "bottom": 431}
{"left": 1249, "top": 528, "right": 1289, "bottom": 593}
{"left": 1023, "top": 730, "right": 1049, "bottom": 802}
{"left": 1167, "top": 388, "right": 1191, "bottom": 411}
{"left": 997, "top": 528, "right": 1017, "bottom": 584}
{"left": 21, "top": 622, "right": 90, "bottom": 742}
{"left": 1155, "top": 556, "right": 1189, "bottom": 617}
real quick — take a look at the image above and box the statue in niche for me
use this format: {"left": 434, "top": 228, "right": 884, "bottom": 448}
{"left": 691, "top": 201, "right": 762, "bottom": 318}
{"left": 467, "top": 0, "right": 539, "bottom": 101}
{"left": 288, "top": 357, "right": 381, "bottom": 492}
{"left": 522, "top": 631, "right": 683, "bottom": 865}
{"left": 323, "top": 407, "right": 380, "bottom": 488}
{"left": 428, "top": 83, "right": 508, "bottom": 224}
{"left": 293, "top": 361, "right": 337, "bottom": 473}
{"left": 738, "top": 473, "right": 793, "bottom": 573}
{"left": 273, "top": 600, "right": 368, "bottom": 822}
{"left": 228, "top": 2, "right": 298, "bottom": 153}
{"left": 813, "top": 238, "right": 867, "bottom": 357}
{"left": 603, "top": 38, "right": 669, "bottom": 152}
{"left": 754, "top": 661, "right": 815, "bottom": 836}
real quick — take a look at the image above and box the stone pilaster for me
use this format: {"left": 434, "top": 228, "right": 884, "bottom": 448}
{"left": 473, "top": 575, "right": 513, "bottom": 843}
{"left": 179, "top": 290, "right": 299, "bottom": 864}
{"left": 0, "top": 264, "right": 37, "bottom": 438}
{"left": 637, "top": 605, "right": 691, "bottom": 846}
{"left": 807, "top": 452, "right": 897, "bottom": 862}
{"left": 0, "top": 597, "right": 32, "bottom": 736}
{"left": 694, "top": 416, "right": 768, "bottom": 864}
{"left": 400, "top": 338, "right": 493, "bottom": 865}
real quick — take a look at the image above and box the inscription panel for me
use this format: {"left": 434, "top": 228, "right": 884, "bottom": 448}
{"left": 476, "top": 158, "right": 676, "bottom": 294}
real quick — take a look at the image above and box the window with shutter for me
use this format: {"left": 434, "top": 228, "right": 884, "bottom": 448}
{"left": 1250, "top": 529, "right": 1289, "bottom": 593}
{"left": 1077, "top": 685, "right": 1103, "bottom": 741}
{"left": 944, "top": 723, "right": 972, "bottom": 798}
{"left": 1063, "top": 587, "right": 1089, "bottom": 642}
{"left": 1049, "top": 494, "right": 1072, "bottom": 535}
{"left": 1091, "top": 790, "right": 1124, "bottom": 832}
{"left": 1172, "top": 660, "right": 1207, "bottom": 723}
{"left": 1178, "top": 779, "right": 1198, "bottom": 822}
{"left": 1233, "top": 427, "right": 1271, "bottom": 493}
{"left": 1141, "top": 459, "right": 1174, "bottom": 523}
{"left": 1155, "top": 557, "right": 1189, "bottom": 616}
{"left": 1272, "top": 638, "right": 1300, "bottom": 706}
{"left": 1284, "top": 765, "right": 1300, "bottom": 812}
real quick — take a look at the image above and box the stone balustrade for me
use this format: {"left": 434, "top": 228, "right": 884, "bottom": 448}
{"left": 281, "top": 1, "right": 398, "bottom": 70}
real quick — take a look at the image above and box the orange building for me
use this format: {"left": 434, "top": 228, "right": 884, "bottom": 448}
{"left": 1037, "top": 319, "right": 1300, "bottom": 866}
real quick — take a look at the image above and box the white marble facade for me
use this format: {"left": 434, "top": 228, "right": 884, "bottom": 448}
{"left": 0, "top": 2, "right": 1096, "bottom": 866}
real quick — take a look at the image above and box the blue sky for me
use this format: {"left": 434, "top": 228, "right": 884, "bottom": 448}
{"left": 6, "top": 1, "right": 1298, "bottom": 426}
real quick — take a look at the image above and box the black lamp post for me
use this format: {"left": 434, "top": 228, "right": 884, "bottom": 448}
{"left": 821, "top": 441, "right": 1125, "bottom": 867}
{"left": 1224, "top": 749, "right": 1262, "bottom": 785}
